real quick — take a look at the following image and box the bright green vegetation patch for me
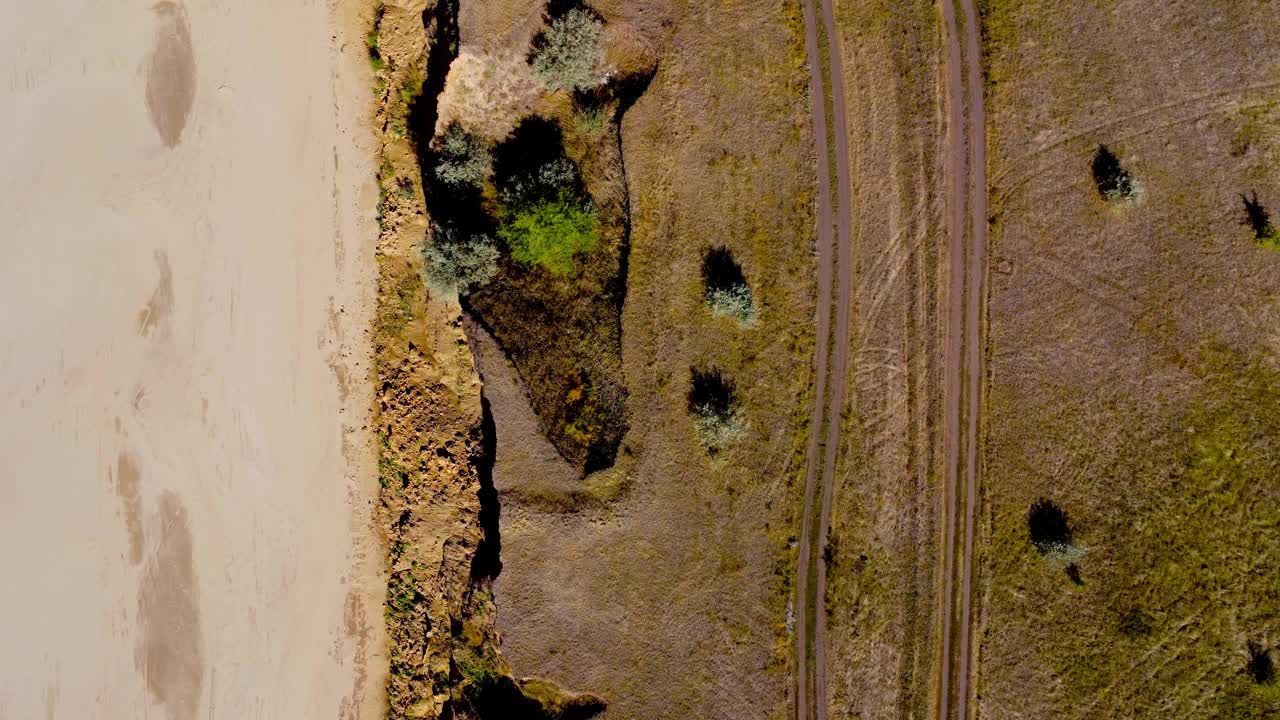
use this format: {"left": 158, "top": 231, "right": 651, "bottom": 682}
{"left": 988, "top": 347, "right": 1280, "bottom": 718}
{"left": 499, "top": 189, "right": 600, "bottom": 276}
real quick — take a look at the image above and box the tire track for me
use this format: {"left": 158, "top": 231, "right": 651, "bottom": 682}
{"left": 938, "top": 0, "right": 988, "bottom": 718}
{"left": 796, "top": 0, "right": 854, "bottom": 716}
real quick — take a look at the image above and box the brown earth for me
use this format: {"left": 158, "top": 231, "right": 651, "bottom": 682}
{"left": 979, "top": 1, "right": 1280, "bottom": 718}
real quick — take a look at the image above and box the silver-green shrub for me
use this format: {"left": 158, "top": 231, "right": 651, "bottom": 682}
{"left": 422, "top": 223, "right": 499, "bottom": 295}
{"left": 707, "top": 284, "right": 757, "bottom": 326}
{"left": 532, "top": 9, "right": 605, "bottom": 92}
{"left": 433, "top": 123, "right": 491, "bottom": 189}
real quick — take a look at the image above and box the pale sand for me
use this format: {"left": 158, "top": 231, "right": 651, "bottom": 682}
{"left": 0, "top": 1, "right": 384, "bottom": 718}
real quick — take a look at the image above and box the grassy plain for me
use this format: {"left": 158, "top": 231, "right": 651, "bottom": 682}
{"left": 979, "top": 1, "right": 1280, "bottom": 717}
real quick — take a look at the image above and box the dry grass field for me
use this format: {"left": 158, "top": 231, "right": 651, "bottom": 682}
{"left": 979, "top": 1, "right": 1280, "bottom": 718}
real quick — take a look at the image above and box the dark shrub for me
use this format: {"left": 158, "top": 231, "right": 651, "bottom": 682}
{"left": 702, "top": 247, "right": 756, "bottom": 325}
{"left": 1249, "top": 642, "right": 1276, "bottom": 686}
{"left": 1028, "top": 498, "right": 1082, "bottom": 563}
{"left": 1119, "top": 608, "right": 1154, "bottom": 638}
{"left": 1092, "top": 145, "right": 1141, "bottom": 205}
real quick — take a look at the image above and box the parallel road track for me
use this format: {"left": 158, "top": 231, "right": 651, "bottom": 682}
{"left": 937, "top": 0, "right": 988, "bottom": 718}
{"left": 795, "top": 0, "right": 852, "bottom": 716}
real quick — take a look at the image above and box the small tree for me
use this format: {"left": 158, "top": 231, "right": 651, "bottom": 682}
{"left": 434, "top": 122, "right": 492, "bottom": 189}
{"left": 1249, "top": 642, "right": 1277, "bottom": 686}
{"left": 688, "top": 368, "right": 745, "bottom": 453}
{"left": 531, "top": 8, "right": 605, "bottom": 92}
{"left": 1242, "top": 192, "right": 1280, "bottom": 248}
{"left": 422, "top": 223, "right": 499, "bottom": 295}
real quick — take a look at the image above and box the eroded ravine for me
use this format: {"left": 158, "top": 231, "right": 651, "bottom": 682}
{"left": 369, "top": 1, "right": 652, "bottom": 717}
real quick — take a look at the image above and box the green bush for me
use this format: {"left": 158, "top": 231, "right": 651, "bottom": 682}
{"left": 702, "top": 246, "right": 757, "bottom": 325}
{"left": 499, "top": 189, "right": 599, "bottom": 275}
{"left": 532, "top": 8, "right": 605, "bottom": 92}
{"left": 422, "top": 223, "right": 499, "bottom": 295}
{"left": 434, "top": 123, "right": 492, "bottom": 189}
{"left": 692, "top": 404, "right": 746, "bottom": 452}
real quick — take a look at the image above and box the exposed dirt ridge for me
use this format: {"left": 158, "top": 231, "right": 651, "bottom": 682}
{"left": 367, "top": 1, "right": 604, "bottom": 717}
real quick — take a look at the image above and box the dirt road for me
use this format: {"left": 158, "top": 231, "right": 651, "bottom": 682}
{"left": 0, "top": 2, "right": 383, "bottom": 718}
{"left": 937, "top": 0, "right": 988, "bottom": 717}
{"left": 796, "top": 0, "right": 854, "bottom": 716}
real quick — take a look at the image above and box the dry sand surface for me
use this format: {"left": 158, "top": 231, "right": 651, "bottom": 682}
{"left": 0, "top": 2, "right": 384, "bottom": 718}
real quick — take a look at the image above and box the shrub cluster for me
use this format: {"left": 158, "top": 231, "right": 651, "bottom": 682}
{"left": 500, "top": 192, "right": 599, "bottom": 276}
{"left": 532, "top": 8, "right": 605, "bottom": 92}
{"left": 497, "top": 156, "right": 600, "bottom": 276}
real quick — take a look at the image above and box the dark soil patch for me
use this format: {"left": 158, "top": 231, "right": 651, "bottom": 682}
{"left": 459, "top": 674, "right": 605, "bottom": 720}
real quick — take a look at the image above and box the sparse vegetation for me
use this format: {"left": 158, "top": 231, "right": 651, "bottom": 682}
{"left": 367, "top": 4, "right": 386, "bottom": 73}
{"left": 574, "top": 104, "right": 607, "bottom": 136}
{"left": 422, "top": 222, "right": 499, "bottom": 295}
{"left": 702, "top": 247, "right": 758, "bottom": 325}
{"left": 1118, "top": 607, "right": 1153, "bottom": 638}
{"left": 688, "top": 368, "right": 745, "bottom": 452}
{"left": 435, "top": 48, "right": 541, "bottom": 141}
{"left": 1091, "top": 145, "right": 1143, "bottom": 206}
{"left": 531, "top": 8, "right": 606, "bottom": 92}
{"left": 433, "top": 122, "right": 492, "bottom": 189}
